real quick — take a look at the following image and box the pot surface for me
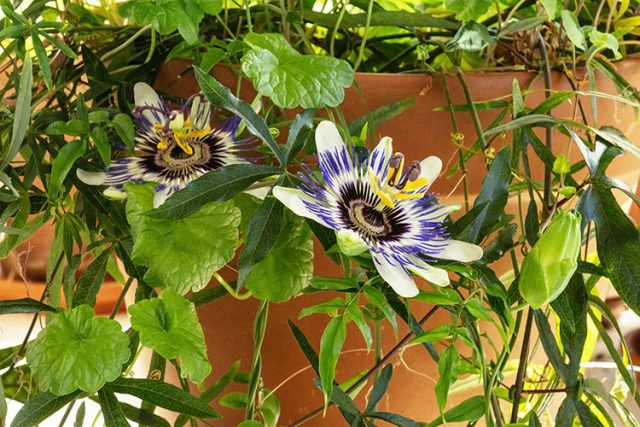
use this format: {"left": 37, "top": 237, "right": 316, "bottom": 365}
{"left": 154, "top": 60, "right": 640, "bottom": 425}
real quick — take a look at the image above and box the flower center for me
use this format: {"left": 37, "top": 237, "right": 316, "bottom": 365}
{"left": 369, "top": 153, "right": 429, "bottom": 209}
{"left": 153, "top": 117, "right": 211, "bottom": 156}
{"left": 348, "top": 201, "right": 392, "bottom": 238}
{"left": 156, "top": 140, "right": 208, "bottom": 169}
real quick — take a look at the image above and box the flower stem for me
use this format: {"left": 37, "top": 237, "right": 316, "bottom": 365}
{"left": 509, "top": 308, "right": 534, "bottom": 423}
{"left": 246, "top": 300, "right": 269, "bottom": 420}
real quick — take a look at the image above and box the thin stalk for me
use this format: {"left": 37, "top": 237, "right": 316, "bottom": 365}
{"left": 288, "top": 306, "right": 441, "bottom": 427}
{"left": 441, "top": 74, "right": 470, "bottom": 211}
{"left": 538, "top": 34, "right": 554, "bottom": 213}
{"left": 509, "top": 308, "right": 534, "bottom": 423}
{"left": 246, "top": 300, "right": 269, "bottom": 420}
{"left": 456, "top": 69, "right": 488, "bottom": 154}
{"left": 99, "top": 24, "right": 151, "bottom": 62}
{"left": 244, "top": 0, "right": 253, "bottom": 33}
{"left": 330, "top": 4, "right": 348, "bottom": 58}
{"left": 353, "top": 0, "right": 374, "bottom": 72}
{"left": 109, "top": 276, "right": 135, "bottom": 320}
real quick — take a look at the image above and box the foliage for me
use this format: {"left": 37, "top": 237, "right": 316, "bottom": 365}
{"left": 1, "top": 0, "right": 640, "bottom": 426}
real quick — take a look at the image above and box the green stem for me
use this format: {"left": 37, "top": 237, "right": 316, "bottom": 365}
{"left": 109, "top": 276, "right": 135, "bottom": 320}
{"left": 456, "top": 69, "right": 488, "bottom": 154}
{"left": 244, "top": 0, "right": 253, "bottom": 32}
{"left": 353, "top": 0, "right": 374, "bottom": 72}
{"left": 537, "top": 33, "right": 554, "bottom": 212}
{"left": 246, "top": 300, "right": 269, "bottom": 420}
{"left": 441, "top": 74, "right": 470, "bottom": 211}
{"left": 100, "top": 24, "right": 151, "bottom": 62}
{"left": 509, "top": 308, "right": 534, "bottom": 423}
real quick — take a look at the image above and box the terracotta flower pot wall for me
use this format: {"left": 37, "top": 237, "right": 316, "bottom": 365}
{"left": 156, "top": 59, "right": 640, "bottom": 425}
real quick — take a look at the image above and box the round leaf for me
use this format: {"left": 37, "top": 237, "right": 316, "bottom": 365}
{"left": 125, "top": 183, "right": 240, "bottom": 294}
{"left": 26, "top": 305, "right": 130, "bottom": 395}
{"left": 129, "top": 289, "right": 211, "bottom": 383}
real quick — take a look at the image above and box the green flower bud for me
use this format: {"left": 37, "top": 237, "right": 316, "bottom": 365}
{"left": 519, "top": 210, "right": 582, "bottom": 309}
{"left": 337, "top": 229, "right": 369, "bottom": 256}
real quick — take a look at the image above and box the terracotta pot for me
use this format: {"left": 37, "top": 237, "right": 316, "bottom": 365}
{"left": 0, "top": 223, "right": 126, "bottom": 315}
{"left": 154, "top": 59, "right": 640, "bottom": 425}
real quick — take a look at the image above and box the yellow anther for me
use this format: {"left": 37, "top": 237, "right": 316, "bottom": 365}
{"left": 157, "top": 140, "right": 168, "bottom": 150}
{"left": 376, "top": 191, "right": 395, "bottom": 209}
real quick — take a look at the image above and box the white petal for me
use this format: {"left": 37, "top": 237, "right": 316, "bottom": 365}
{"left": 433, "top": 239, "right": 483, "bottom": 262}
{"left": 372, "top": 252, "right": 419, "bottom": 298}
{"left": 315, "top": 121, "right": 346, "bottom": 154}
{"left": 153, "top": 186, "right": 172, "bottom": 208}
{"left": 134, "top": 82, "right": 164, "bottom": 124}
{"left": 368, "top": 136, "right": 393, "bottom": 177}
{"left": 272, "top": 186, "right": 331, "bottom": 228}
{"left": 419, "top": 156, "right": 442, "bottom": 188}
{"left": 77, "top": 169, "right": 107, "bottom": 186}
{"left": 407, "top": 256, "right": 450, "bottom": 287}
{"left": 189, "top": 96, "right": 212, "bottom": 130}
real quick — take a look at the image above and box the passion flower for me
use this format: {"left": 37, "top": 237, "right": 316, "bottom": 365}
{"left": 77, "top": 83, "right": 254, "bottom": 207}
{"left": 273, "top": 121, "right": 483, "bottom": 297}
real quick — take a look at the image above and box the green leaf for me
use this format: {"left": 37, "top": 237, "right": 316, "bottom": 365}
{"left": 200, "top": 360, "right": 240, "bottom": 402}
{"left": 1, "top": 55, "right": 31, "bottom": 173}
{"left": 366, "top": 412, "right": 417, "bottom": 427}
{"left": 533, "top": 310, "right": 570, "bottom": 382}
{"left": 561, "top": 11, "right": 586, "bottom": 50}
{"left": 106, "top": 378, "right": 220, "bottom": 418}
{"left": 467, "top": 147, "right": 511, "bottom": 244}
{"left": 288, "top": 320, "right": 320, "bottom": 375}
{"left": 363, "top": 286, "right": 398, "bottom": 336}
{"left": 241, "top": 33, "right": 354, "bottom": 109}
{"left": 30, "top": 29, "right": 52, "bottom": 90}
{"left": 579, "top": 182, "right": 640, "bottom": 313}
{"left": 193, "top": 66, "right": 285, "bottom": 164}
{"left": 0, "top": 298, "right": 56, "bottom": 314}
{"left": 446, "top": 21, "right": 494, "bottom": 52}
{"left": 425, "top": 395, "right": 484, "bottom": 426}
{"left": 539, "top": 0, "right": 561, "bottom": 19}
{"left": 10, "top": 391, "right": 81, "bottom": 427}
{"left": 112, "top": 114, "right": 135, "bottom": 150}
{"left": 285, "top": 109, "right": 316, "bottom": 164}
{"left": 445, "top": 0, "right": 492, "bottom": 21}
{"left": 98, "top": 388, "right": 130, "bottom": 427}
{"left": 129, "top": 289, "right": 211, "bottom": 383}
{"left": 125, "top": 183, "right": 240, "bottom": 294}
{"left": 319, "top": 316, "right": 347, "bottom": 406}
{"left": 117, "top": 401, "right": 170, "bottom": 427}
{"left": 197, "top": 0, "right": 223, "bottom": 15}
{"left": 219, "top": 392, "right": 248, "bottom": 409}
{"left": 244, "top": 214, "right": 313, "bottom": 302}
{"left": 74, "top": 402, "right": 85, "bottom": 427}
{"left": 48, "top": 139, "right": 86, "bottom": 201}
{"left": 299, "top": 298, "right": 345, "bottom": 319}
{"left": 365, "top": 365, "right": 392, "bottom": 412}
{"left": 26, "top": 305, "right": 130, "bottom": 395}
{"left": 73, "top": 249, "right": 111, "bottom": 308}
{"left": 435, "top": 346, "right": 459, "bottom": 412}
{"left": 149, "top": 164, "right": 281, "bottom": 219}
{"left": 237, "top": 196, "right": 284, "bottom": 287}
{"left": 90, "top": 127, "right": 111, "bottom": 166}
